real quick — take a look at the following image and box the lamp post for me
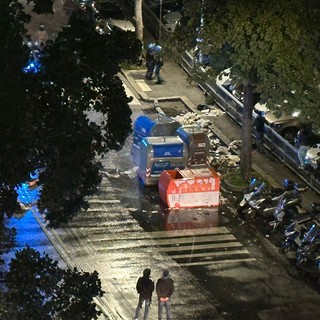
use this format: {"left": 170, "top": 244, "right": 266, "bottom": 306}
{"left": 159, "top": 0, "right": 162, "bottom": 40}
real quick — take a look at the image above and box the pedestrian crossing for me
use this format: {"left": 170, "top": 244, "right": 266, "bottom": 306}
{"left": 84, "top": 194, "right": 256, "bottom": 268}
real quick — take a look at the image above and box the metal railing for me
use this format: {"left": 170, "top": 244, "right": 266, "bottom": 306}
{"left": 179, "top": 51, "right": 320, "bottom": 195}
{"left": 142, "top": 2, "right": 174, "bottom": 39}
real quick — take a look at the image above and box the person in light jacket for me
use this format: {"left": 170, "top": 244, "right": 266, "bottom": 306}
{"left": 156, "top": 269, "right": 174, "bottom": 320}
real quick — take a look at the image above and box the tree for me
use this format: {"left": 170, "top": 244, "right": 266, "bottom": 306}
{"left": 27, "top": 0, "right": 54, "bottom": 15}
{"left": 174, "top": 0, "right": 320, "bottom": 179}
{"left": 1, "top": 246, "right": 104, "bottom": 319}
{"left": 135, "top": 0, "right": 144, "bottom": 42}
{"left": 0, "top": 2, "right": 142, "bottom": 227}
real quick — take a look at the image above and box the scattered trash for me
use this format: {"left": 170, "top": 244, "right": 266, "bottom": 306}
{"left": 173, "top": 111, "right": 241, "bottom": 170}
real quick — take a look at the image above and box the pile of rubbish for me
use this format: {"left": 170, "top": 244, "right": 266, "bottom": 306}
{"left": 173, "top": 110, "right": 241, "bottom": 170}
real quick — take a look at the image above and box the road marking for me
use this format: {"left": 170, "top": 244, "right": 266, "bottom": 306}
{"left": 87, "top": 199, "right": 121, "bottom": 204}
{"left": 145, "top": 234, "right": 237, "bottom": 245}
{"left": 169, "top": 249, "right": 250, "bottom": 260}
{"left": 179, "top": 258, "right": 257, "bottom": 267}
{"left": 89, "top": 226, "right": 256, "bottom": 267}
{"left": 136, "top": 79, "right": 152, "bottom": 92}
{"left": 150, "top": 227, "right": 231, "bottom": 238}
{"left": 87, "top": 227, "right": 231, "bottom": 241}
{"left": 122, "top": 82, "right": 141, "bottom": 105}
{"left": 156, "top": 242, "right": 243, "bottom": 252}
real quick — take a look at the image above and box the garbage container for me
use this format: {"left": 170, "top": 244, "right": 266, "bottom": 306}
{"left": 137, "top": 136, "right": 187, "bottom": 186}
{"left": 158, "top": 167, "right": 220, "bottom": 208}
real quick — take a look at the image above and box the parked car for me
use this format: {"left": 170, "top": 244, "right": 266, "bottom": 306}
{"left": 162, "top": 10, "right": 182, "bottom": 32}
{"left": 215, "top": 68, "right": 305, "bottom": 144}
{"left": 254, "top": 102, "right": 309, "bottom": 144}
{"left": 147, "top": 0, "right": 183, "bottom": 11}
{"left": 148, "top": 0, "right": 183, "bottom": 32}
{"left": 305, "top": 145, "right": 320, "bottom": 170}
{"left": 302, "top": 129, "right": 320, "bottom": 169}
{"left": 92, "top": 1, "right": 135, "bottom": 34}
{"left": 78, "top": 0, "right": 94, "bottom": 9}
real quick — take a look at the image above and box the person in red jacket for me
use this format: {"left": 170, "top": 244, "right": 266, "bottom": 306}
{"left": 134, "top": 268, "right": 155, "bottom": 320}
{"left": 156, "top": 269, "right": 174, "bottom": 320}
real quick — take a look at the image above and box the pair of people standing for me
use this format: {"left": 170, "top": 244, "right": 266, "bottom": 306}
{"left": 145, "top": 43, "right": 164, "bottom": 84}
{"left": 134, "top": 268, "right": 174, "bottom": 320}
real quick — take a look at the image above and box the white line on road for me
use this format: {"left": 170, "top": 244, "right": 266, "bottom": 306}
{"left": 179, "top": 258, "right": 257, "bottom": 267}
{"left": 169, "top": 249, "right": 250, "bottom": 260}
{"left": 135, "top": 79, "right": 152, "bottom": 92}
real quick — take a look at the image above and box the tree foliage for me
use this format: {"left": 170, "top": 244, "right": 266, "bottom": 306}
{"left": 27, "top": 0, "right": 54, "bottom": 15}
{"left": 1, "top": 246, "right": 104, "bottom": 319}
{"left": 173, "top": 0, "right": 320, "bottom": 179}
{"left": 0, "top": 2, "right": 142, "bottom": 227}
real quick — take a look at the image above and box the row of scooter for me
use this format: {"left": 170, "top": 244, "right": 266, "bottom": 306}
{"left": 237, "top": 178, "right": 320, "bottom": 276}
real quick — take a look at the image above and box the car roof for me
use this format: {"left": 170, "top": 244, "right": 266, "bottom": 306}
{"left": 94, "top": 2, "right": 125, "bottom": 20}
{"left": 163, "top": 11, "right": 182, "bottom": 21}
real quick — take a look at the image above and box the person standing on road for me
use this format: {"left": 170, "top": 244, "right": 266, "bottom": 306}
{"left": 296, "top": 126, "right": 311, "bottom": 169}
{"left": 34, "top": 23, "right": 48, "bottom": 49}
{"left": 134, "top": 268, "right": 155, "bottom": 320}
{"left": 154, "top": 45, "right": 164, "bottom": 84}
{"left": 145, "top": 43, "right": 156, "bottom": 80}
{"left": 156, "top": 269, "right": 174, "bottom": 320}
{"left": 253, "top": 111, "right": 267, "bottom": 153}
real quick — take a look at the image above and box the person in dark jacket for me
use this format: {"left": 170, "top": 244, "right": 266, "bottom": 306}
{"left": 156, "top": 269, "right": 174, "bottom": 320}
{"left": 253, "top": 111, "right": 267, "bottom": 152}
{"left": 134, "top": 268, "right": 155, "bottom": 320}
{"left": 145, "top": 43, "right": 156, "bottom": 80}
{"left": 296, "top": 127, "right": 311, "bottom": 169}
{"left": 153, "top": 45, "right": 164, "bottom": 84}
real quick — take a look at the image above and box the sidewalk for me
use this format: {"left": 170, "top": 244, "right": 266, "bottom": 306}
{"left": 121, "top": 62, "right": 320, "bottom": 209}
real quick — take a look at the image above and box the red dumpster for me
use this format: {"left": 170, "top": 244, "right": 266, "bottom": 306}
{"left": 158, "top": 167, "right": 220, "bottom": 209}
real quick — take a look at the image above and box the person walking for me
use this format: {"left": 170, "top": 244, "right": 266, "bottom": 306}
{"left": 296, "top": 126, "right": 310, "bottom": 169}
{"left": 34, "top": 23, "right": 48, "bottom": 49}
{"left": 133, "top": 268, "right": 155, "bottom": 320}
{"left": 156, "top": 269, "right": 174, "bottom": 320}
{"left": 154, "top": 45, "right": 164, "bottom": 84}
{"left": 145, "top": 43, "right": 156, "bottom": 80}
{"left": 253, "top": 111, "right": 267, "bottom": 152}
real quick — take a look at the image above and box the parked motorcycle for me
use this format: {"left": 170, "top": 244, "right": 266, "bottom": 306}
{"left": 238, "top": 178, "right": 305, "bottom": 222}
{"left": 266, "top": 192, "right": 306, "bottom": 232}
{"left": 257, "top": 180, "right": 308, "bottom": 221}
{"left": 296, "top": 223, "right": 320, "bottom": 272}
{"left": 237, "top": 178, "right": 266, "bottom": 219}
{"left": 281, "top": 203, "right": 320, "bottom": 253}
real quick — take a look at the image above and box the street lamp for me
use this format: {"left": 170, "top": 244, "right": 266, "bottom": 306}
{"left": 159, "top": 0, "right": 162, "bottom": 40}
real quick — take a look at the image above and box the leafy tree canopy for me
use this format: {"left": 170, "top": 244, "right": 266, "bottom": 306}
{"left": 0, "top": 2, "right": 142, "bottom": 227}
{"left": 201, "top": 0, "right": 320, "bottom": 125}
{"left": 27, "top": 0, "right": 54, "bottom": 15}
{"left": 1, "top": 246, "right": 104, "bottom": 319}
{"left": 171, "top": 0, "right": 320, "bottom": 179}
